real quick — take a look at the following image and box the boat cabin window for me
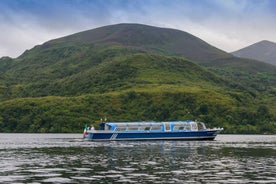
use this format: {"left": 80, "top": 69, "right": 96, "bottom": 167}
{"left": 128, "top": 126, "right": 139, "bottom": 131}
{"left": 151, "top": 125, "right": 162, "bottom": 131}
{"left": 114, "top": 124, "right": 127, "bottom": 131}
{"left": 104, "top": 124, "right": 113, "bottom": 130}
{"left": 172, "top": 122, "right": 191, "bottom": 131}
{"left": 164, "top": 123, "right": 171, "bottom": 131}
{"left": 185, "top": 125, "right": 191, "bottom": 130}
{"left": 191, "top": 122, "right": 198, "bottom": 131}
{"left": 197, "top": 122, "right": 206, "bottom": 130}
{"left": 144, "top": 126, "right": 151, "bottom": 131}
{"left": 200, "top": 122, "right": 206, "bottom": 130}
{"left": 115, "top": 127, "right": 127, "bottom": 131}
{"left": 174, "top": 126, "right": 184, "bottom": 130}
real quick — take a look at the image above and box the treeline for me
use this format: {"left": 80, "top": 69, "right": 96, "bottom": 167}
{"left": 0, "top": 91, "right": 275, "bottom": 134}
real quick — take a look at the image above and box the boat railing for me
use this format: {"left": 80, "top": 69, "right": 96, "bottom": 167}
{"left": 86, "top": 127, "right": 224, "bottom": 133}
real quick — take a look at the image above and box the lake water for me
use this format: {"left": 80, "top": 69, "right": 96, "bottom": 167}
{"left": 0, "top": 134, "right": 275, "bottom": 183}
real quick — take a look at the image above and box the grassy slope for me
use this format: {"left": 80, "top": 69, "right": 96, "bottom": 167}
{"left": 2, "top": 44, "right": 228, "bottom": 97}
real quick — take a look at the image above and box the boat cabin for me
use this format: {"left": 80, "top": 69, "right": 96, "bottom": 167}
{"left": 99, "top": 121, "right": 206, "bottom": 132}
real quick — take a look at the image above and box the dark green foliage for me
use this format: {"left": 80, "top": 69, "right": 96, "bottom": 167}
{"left": 0, "top": 91, "right": 274, "bottom": 133}
{"left": 0, "top": 23, "right": 275, "bottom": 134}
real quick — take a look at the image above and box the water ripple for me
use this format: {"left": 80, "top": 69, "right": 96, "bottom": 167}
{"left": 0, "top": 134, "right": 275, "bottom": 183}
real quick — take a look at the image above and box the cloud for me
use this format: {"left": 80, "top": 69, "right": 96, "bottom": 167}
{"left": 139, "top": 0, "right": 276, "bottom": 51}
{"left": 0, "top": 0, "right": 276, "bottom": 58}
{"left": 0, "top": 0, "right": 107, "bottom": 57}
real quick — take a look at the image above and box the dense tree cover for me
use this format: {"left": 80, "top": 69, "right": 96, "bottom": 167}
{"left": 0, "top": 24, "right": 275, "bottom": 134}
{"left": 0, "top": 46, "right": 275, "bottom": 134}
{"left": 0, "top": 91, "right": 274, "bottom": 133}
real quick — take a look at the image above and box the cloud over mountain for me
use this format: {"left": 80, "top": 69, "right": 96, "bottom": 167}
{"left": 1, "top": 0, "right": 276, "bottom": 58}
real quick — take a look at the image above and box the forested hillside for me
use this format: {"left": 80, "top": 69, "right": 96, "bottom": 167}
{"left": 0, "top": 24, "right": 275, "bottom": 133}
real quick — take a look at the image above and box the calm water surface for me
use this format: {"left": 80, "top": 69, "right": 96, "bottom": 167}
{"left": 0, "top": 134, "right": 275, "bottom": 183}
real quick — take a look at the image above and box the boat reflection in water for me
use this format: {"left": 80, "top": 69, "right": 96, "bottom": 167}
{"left": 83, "top": 120, "right": 223, "bottom": 141}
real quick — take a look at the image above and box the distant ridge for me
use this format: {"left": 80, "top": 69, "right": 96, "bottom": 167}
{"left": 232, "top": 40, "right": 276, "bottom": 65}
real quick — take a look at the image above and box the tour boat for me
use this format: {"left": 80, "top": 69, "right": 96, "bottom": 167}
{"left": 83, "top": 120, "right": 223, "bottom": 141}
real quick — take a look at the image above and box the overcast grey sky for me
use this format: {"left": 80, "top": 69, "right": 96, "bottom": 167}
{"left": 1, "top": 0, "right": 276, "bottom": 58}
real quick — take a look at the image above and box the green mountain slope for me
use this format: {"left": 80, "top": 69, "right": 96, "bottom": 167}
{"left": 0, "top": 24, "right": 275, "bottom": 134}
{"left": 35, "top": 23, "right": 276, "bottom": 84}
{"left": 1, "top": 46, "right": 228, "bottom": 98}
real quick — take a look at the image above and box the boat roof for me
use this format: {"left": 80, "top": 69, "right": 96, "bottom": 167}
{"left": 104, "top": 120, "right": 197, "bottom": 126}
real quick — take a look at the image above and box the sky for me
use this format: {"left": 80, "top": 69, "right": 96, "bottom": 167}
{"left": 0, "top": 0, "right": 276, "bottom": 58}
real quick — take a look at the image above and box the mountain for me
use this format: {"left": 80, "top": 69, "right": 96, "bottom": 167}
{"left": 42, "top": 23, "right": 232, "bottom": 63}
{"left": 232, "top": 40, "right": 276, "bottom": 65}
{"left": 1, "top": 23, "right": 240, "bottom": 97}
{"left": 0, "top": 23, "right": 275, "bottom": 134}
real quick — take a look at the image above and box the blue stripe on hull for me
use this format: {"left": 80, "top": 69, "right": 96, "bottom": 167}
{"left": 84, "top": 130, "right": 219, "bottom": 141}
